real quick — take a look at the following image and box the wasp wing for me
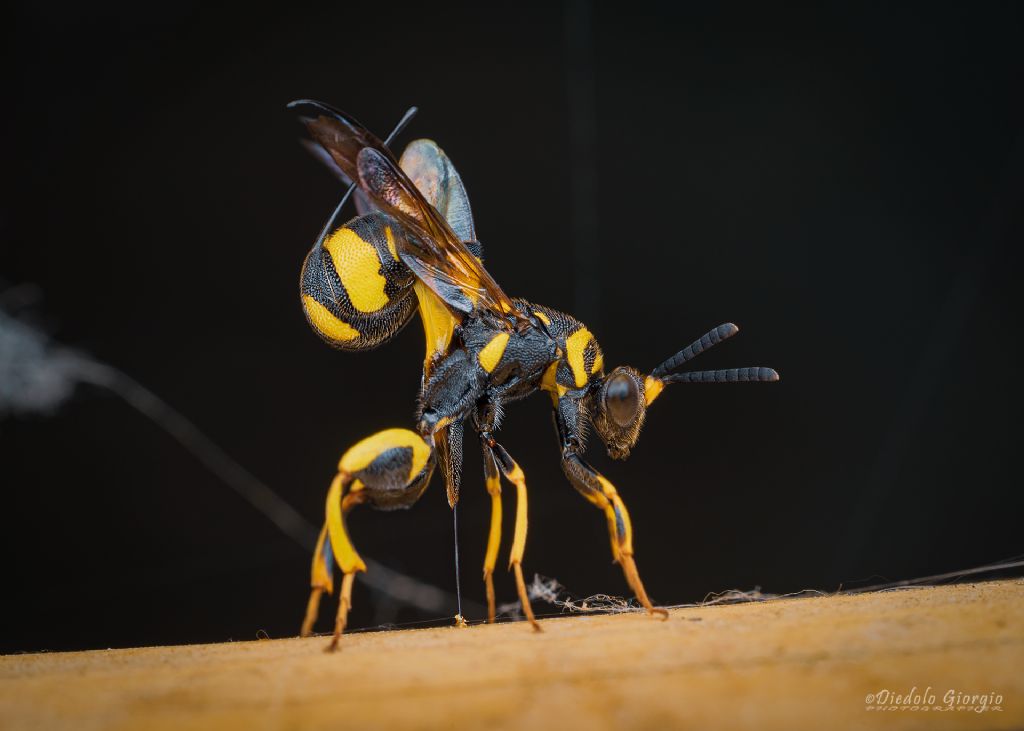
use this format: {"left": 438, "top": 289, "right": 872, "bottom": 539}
{"left": 291, "top": 100, "right": 522, "bottom": 326}
{"left": 356, "top": 146, "right": 491, "bottom": 316}
{"left": 399, "top": 139, "right": 477, "bottom": 244}
{"left": 300, "top": 133, "right": 475, "bottom": 240}
{"left": 298, "top": 138, "right": 377, "bottom": 217}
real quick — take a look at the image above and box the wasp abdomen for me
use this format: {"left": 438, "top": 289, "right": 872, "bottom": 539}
{"left": 300, "top": 213, "right": 417, "bottom": 351}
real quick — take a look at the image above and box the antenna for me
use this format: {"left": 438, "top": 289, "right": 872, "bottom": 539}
{"left": 662, "top": 367, "right": 779, "bottom": 384}
{"left": 652, "top": 323, "right": 739, "bottom": 377}
{"left": 651, "top": 323, "right": 780, "bottom": 387}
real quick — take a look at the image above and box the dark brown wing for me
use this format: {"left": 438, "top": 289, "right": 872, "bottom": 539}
{"left": 290, "top": 100, "right": 525, "bottom": 326}
{"left": 298, "top": 138, "right": 377, "bottom": 218}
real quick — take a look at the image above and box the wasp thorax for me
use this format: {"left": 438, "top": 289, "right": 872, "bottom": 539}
{"left": 592, "top": 366, "right": 647, "bottom": 460}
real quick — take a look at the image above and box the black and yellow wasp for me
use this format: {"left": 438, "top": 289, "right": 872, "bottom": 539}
{"left": 290, "top": 100, "right": 779, "bottom": 649}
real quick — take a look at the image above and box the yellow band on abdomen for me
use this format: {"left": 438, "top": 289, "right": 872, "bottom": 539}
{"left": 323, "top": 227, "right": 389, "bottom": 313}
{"left": 302, "top": 295, "right": 360, "bottom": 342}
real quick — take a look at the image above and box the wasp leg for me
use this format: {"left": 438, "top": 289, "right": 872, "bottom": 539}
{"left": 482, "top": 436, "right": 541, "bottom": 631}
{"left": 301, "top": 428, "right": 436, "bottom": 650}
{"left": 481, "top": 446, "right": 503, "bottom": 623}
{"left": 301, "top": 524, "right": 333, "bottom": 638}
{"left": 325, "top": 473, "right": 369, "bottom": 651}
{"left": 561, "top": 453, "right": 668, "bottom": 619}
{"left": 330, "top": 571, "right": 358, "bottom": 652}
{"left": 300, "top": 490, "right": 366, "bottom": 639}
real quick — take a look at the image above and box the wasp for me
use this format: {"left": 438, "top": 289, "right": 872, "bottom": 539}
{"left": 290, "top": 100, "right": 780, "bottom": 650}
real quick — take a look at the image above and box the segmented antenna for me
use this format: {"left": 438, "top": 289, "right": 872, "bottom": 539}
{"left": 662, "top": 367, "right": 780, "bottom": 384}
{"left": 652, "top": 323, "right": 739, "bottom": 377}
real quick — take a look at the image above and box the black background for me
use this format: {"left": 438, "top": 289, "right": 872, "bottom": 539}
{"left": 3, "top": 3, "right": 1022, "bottom": 653}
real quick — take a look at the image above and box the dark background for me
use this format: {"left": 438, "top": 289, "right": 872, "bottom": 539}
{"left": 3, "top": 3, "right": 1022, "bottom": 653}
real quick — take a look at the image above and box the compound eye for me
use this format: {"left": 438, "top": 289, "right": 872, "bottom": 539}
{"left": 605, "top": 373, "right": 640, "bottom": 427}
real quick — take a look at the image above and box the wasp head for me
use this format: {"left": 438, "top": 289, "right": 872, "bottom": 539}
{"left": 591, "top": 323, "right": 781, "bottom": 460}
{"left": 590, "top": 365, "right": 648, "bottom": 460}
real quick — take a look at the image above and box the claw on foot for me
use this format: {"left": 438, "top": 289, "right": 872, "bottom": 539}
{"left": 301, "top": 586, "right": 325, "bottom": 638}
{"left": 619, "top": 553, "right": 667, "bottom": 620}
{"left": 512, "top": 562, "right": 542, "bottom": 632}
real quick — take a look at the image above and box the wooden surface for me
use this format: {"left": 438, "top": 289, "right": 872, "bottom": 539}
{"left": 1, "top": 579, "right": 1021, "bottom": 731}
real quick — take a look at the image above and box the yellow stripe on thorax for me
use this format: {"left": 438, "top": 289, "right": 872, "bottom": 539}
{"left": 323, "top": 227, "right": 389, "bottom": 313}
{"left": 302, "top": 295, "right": 360, "bottom": 342}
{"left": 565, "top": 327, "right": 594, "bottom": 387}
{"left": 478, "top": 332, "right": 510, "bottom": 373}
{"left": 540, "top": 360, "right": 566, "bottom": 402}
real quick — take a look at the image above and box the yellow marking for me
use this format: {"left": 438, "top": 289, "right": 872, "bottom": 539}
{"left": 565, "top": 327, "right": 594, "bottom": 388}
{"left": 605, "top": 507, "right": 622, "bottom": 562}
{"left": 302, "top": 295, "right": 360, "bottom": 342}
{"left": 533, "top": 310, "right": 551, "bottom": 326}
{"left": 311, "top": 524, "right": 334, "bottom": 594}
{"left": 590, "top": 474, "right": 634, "bottom": 561}
{"left": 609, "top": 494, "right": 634, "bottom": 557}
{"left": 414, "top": 281, "right": 456, "bottom": 375}
{"left": 541, "top": 361, "right": 558, "bottom": 391}
{"left": 384, "top": 225, "right": 398, "bottom": 261}
{"left": 478, "top": 332, "right": 510, "bottom": 373}
{"left": 323, "top": 227, "right": 389, "bottom": 313}
{"left": 507, "top": 465, "right": 528, "bottom": 568}
{"left": 591, "top": 350, "right": 604, "bottom": 374}
{"left": 644, "top": 375, "right": 665, "bottom": 406}
{"left": 580, "top": 489, "right": 607, "bottom": 509}
{"left": 339, "top": 428, "right": 431, "bottom": 483}
{"left": 540, "top": 360, "right": 566, "bottom": 403}
{"left": 596, "top": 474, "right": 619, "bottom": 496}
{"left": 325, "top": 474, "right": 367, "bottom": 573}
{"left": 484, "top": 483, "right": 502, "bottom": 575}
